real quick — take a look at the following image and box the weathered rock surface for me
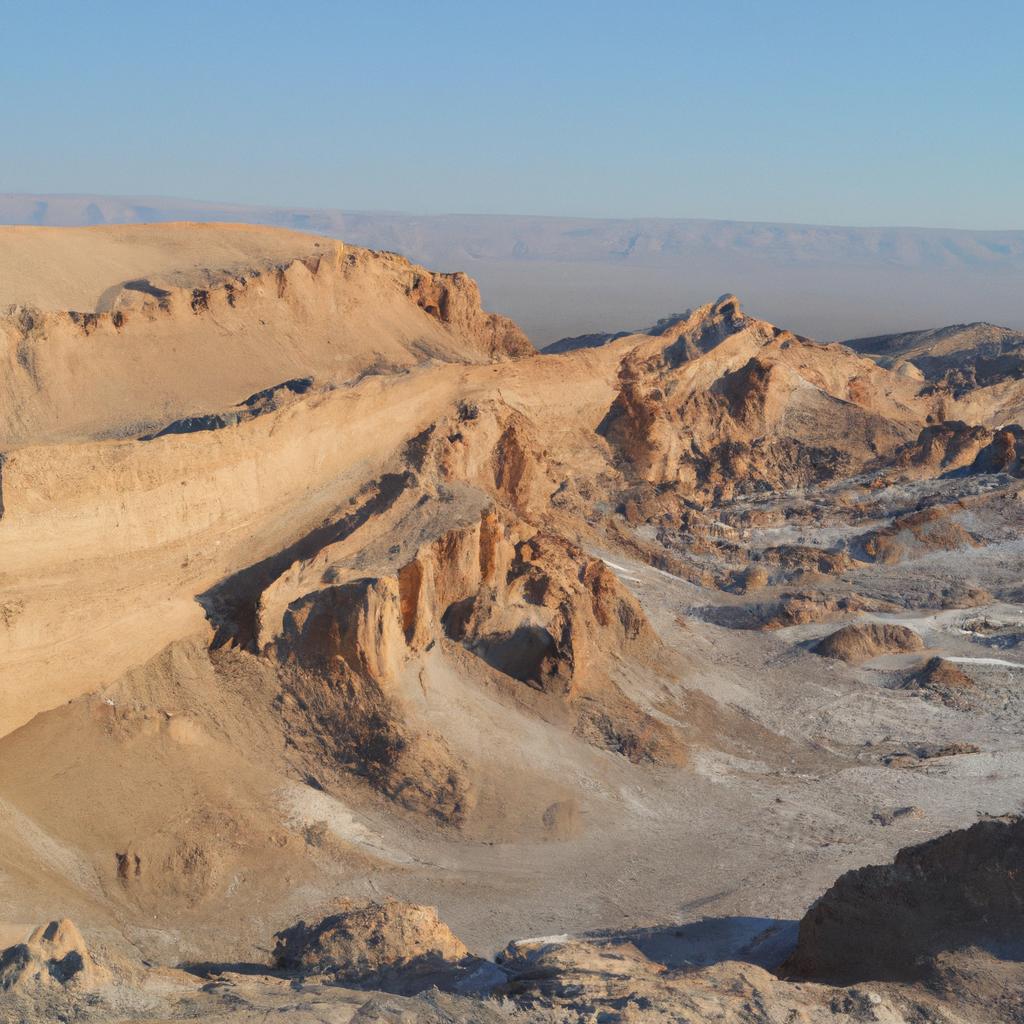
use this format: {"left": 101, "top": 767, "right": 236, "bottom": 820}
{"left": 261, "top": 498, "right": 682, "bottom": 822}
{"left": 902, "top": 656, "right": 977, "bottom": 710}
{"left": 494, "top": 936, "right": 944, "bottom": 1023}
{"left": 0, "top": 919, "right": 104, "bottom": 992}
{"left": 0, "top": 224, "right": 531, "bottom": 447}
{"left": 757, "top": 591, "right": 897, "bottom": 630}
{"left": 598, "top": 296, "right": 927, "bottom": 505}
{"left": 846, "top": 321, "right": 1024, "bottom": 389}
{"left": 274, "top": 898, "right": 471, "bottom": 988}
{"left": 889, "top": 420, "right": 1024, "bottom": 482}
{"left": 972, "top": 424, "right": 1024, "bottom": 476}
{"left": 3, "top": 224, "right": 1024, "bottom": 1024}
{"left": 783, "top": 816, "right": 1024, "bottom": 983}
{"left": 856, "top": 505, "right": 980, "bottom": 564}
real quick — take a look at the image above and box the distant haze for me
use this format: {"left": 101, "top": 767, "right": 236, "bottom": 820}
{"left": 3, "top": 193, "right": 1022, "bottom": 346}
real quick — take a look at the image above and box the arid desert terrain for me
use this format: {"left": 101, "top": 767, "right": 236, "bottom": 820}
{"left": 1, "top": 222, "right": 1024, "bottom": 1022}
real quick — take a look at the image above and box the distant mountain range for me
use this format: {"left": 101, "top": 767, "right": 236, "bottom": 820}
{"left": 2, "top": 193, "right": 1022, "bottom": 344}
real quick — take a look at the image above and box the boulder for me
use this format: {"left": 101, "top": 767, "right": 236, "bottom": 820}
{"left": 274, "top": 898, "right": 471, "bottom": 988}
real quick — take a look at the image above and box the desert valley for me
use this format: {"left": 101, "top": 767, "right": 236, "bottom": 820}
{"left": 0, "top": 221, "right": 1021, "bottom": 1021}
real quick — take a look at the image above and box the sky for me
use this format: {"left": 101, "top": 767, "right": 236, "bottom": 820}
{"left": 1, "top": 0, "right": 1021, "bottom": 229}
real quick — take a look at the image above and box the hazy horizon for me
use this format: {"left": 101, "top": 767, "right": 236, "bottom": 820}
{"left": 8, "top": 190, "right": 1024, "bottom": 235}
{"left": 4, "top": 1, "right": 1023, "bottom": 230}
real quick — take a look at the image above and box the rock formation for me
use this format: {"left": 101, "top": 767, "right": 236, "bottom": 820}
{"left": 0, "top": 224, "right": 531, "bottom": 447}
{"left": 812, "top": 622, "right": 924, "bottom": 662}
{"left": 257, "top": 497, "right": 682, "bottom": 821}
{"left": 0, "top": 919, "right": 105, "bottom": 992}
{"left": 902, "top": 656, "right": 976, "bottom": 710}
{"left": 889, "top": 420, "right": 1024, "bottom": 481}
{"left": 273, "top": 898, "right": 471, "bottom": 986}
{"left": 846, "top": 321, "right": 1024, "bottom": 389}
{"left": 783, "top": 816, "right": 1024, "bottom": 983}
{"left": 597, "top": 295, "right": 925, "bottom": 504}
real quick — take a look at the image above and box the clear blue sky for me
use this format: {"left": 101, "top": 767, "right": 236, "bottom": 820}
{"left": 2, "top": 0, "right": 1021, "bottom": 228}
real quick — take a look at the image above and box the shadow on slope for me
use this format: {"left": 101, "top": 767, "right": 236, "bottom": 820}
{"left": 585, "top": 916, "right": 798, "bottom": 971}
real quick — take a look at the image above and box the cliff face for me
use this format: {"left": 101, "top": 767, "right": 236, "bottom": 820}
{"left": 406, "top": 269, "right": 535, "bottom": 360}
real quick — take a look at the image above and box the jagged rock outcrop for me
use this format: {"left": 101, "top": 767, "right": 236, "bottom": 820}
{"left": 812, "top": 622, "right": 923, "bottom": 663}
{"left": 889, "top": 420, "right": 1024, "bottom": 481}
{"left": 598, "top": 296, "right": 926, "bottom": 504}
{"left": 250, "top": 493, "right": 481, "bottom": 822}
{"left": 274, "top": 583, "right": 475, "bottom": 823}
{"left": 0, "top": 919, "right": 105, "bottom": 992}
{"left": 261, "top": 498, "right": 682, "bottom": 820}
{"left": 783, "top": 816, "right": 1024, "bottom": 983}
{"left": 543, "top": 294, "right": 749, "bottom": 360}
{"left": 892, "top": 421, "right": 996, "bottom": 477}
{"left": 409, "top": 397, "right": 562, "bottom": 516}
{"left": 972, "top": 423, "right": 1024, "bottom": 475}
{"left": 406, "top": 270, "right": 534, "bottom": 359}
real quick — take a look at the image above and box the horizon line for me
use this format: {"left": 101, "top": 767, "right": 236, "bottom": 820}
{"left": 3, "top": 191, "right": 1024, "bottom": 236}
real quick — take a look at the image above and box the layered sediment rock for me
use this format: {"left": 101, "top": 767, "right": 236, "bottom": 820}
{"left": 0, "top": 225, "right": 531, "bottom": 447}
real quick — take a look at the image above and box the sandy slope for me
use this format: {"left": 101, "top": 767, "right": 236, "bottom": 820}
{"left": 0, "top": 223, "right": 331, "bottom": 312}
